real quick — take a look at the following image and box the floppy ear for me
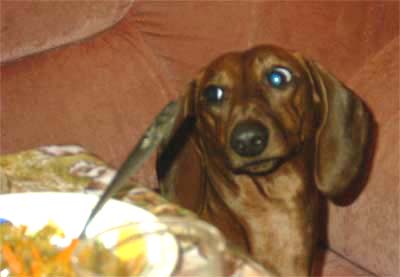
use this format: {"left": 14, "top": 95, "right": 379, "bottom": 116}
{"left": 179, "top": 80, "right": 197, "bottom": 119}
{"left": 306, "top": 61, "right": 371, "bottom": 198}
{"left": 159, "top": 78, "right": 198, "bottom": 151}
{"left": 157, "top": 75, "right": 207, "bottom": 212}
{"left": 157, "top": 78, "right": 197, "bottom": 181}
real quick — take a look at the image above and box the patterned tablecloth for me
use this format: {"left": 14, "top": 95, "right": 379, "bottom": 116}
{"left": 0, "top": 145, "right": 272, "bottom": 276}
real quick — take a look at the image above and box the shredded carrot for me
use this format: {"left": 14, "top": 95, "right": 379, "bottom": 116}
{"left": 55, "top": 238, "right": 79, "bottom": 263}
{"left": 1, "top": 224, "right": 81, "bottom": 276}
{"left": 31, "top": 261, "right": 42, "bottom": 277}
{"left": 30, "top": 244, "right": 43, "bottom": 277}
{"left": 30, "top": 243, "right": 42, "bottom": 261}
{"left": 2, "top": 243, "right": 27, "bottom": 276}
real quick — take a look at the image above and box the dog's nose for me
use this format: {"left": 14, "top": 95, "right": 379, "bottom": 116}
{"left": 230, "top": 121, "right": 269, "bottom": 157}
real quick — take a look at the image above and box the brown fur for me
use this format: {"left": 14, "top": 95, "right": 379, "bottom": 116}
{"left": 157, "top": 45, "right": 371, "bottom": 276}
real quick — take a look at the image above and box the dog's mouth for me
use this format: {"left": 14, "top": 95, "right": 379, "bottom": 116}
{"left": 229, "top": 157, "right": 285, "bottom": 175}
{"left": 227, "top": 145, "right": 302, "bottom": 175}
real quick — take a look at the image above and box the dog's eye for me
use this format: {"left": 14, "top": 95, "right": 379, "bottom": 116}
{"left": 203, "top": 85, "right": 224, "bottom": 104}
{"left": 266, "top": 67, "right": 292, "bottom": 88}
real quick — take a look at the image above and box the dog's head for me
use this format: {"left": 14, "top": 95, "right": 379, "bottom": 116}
{"left": 176, "top": 45, "right": 370, "bottom": 198}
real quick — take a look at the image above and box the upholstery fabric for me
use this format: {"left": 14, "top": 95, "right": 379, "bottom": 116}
{"left": 1, "top": 0, "right": 133, "bottom": 63}
{"left": 1, "top": 1, "right": 399, "bottom": 275}
{"left": 328, "top": 36, "right": 399, "bottom": 276}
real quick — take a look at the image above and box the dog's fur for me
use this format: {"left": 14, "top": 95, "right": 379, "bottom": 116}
{"left": 157, "top": 45, "right": 371, "bottom": 276}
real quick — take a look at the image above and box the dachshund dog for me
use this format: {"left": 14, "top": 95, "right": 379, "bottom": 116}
{"left": 157, "top": 45, "right": 371, "bottom": 276}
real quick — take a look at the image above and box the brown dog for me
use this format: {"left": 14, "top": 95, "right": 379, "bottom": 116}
{"left": 157, "top": 45, "right": 371, "bottom": 276}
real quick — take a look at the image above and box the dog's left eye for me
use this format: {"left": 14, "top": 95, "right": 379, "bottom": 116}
{"left": 203, "top": 85, "right": 225, "bottom": 104}
{"left": 266, "top": 67, "right": 293, "bottom": 88}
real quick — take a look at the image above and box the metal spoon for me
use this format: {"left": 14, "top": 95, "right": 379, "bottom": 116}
{"left": 79, "top": 100, "right": 180, "bottom": 238}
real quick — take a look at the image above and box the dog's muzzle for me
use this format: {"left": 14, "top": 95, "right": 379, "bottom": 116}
{"left": 230, "top": 121, "right": 269, "bottom": 157}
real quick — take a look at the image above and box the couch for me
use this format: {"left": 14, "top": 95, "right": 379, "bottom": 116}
{"left": 1, "top": 1, "right": 398, "bottom": 275}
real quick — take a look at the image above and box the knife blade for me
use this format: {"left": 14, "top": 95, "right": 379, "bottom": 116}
{"left": 80, "top": 100, "right": 180, "bottom": 238}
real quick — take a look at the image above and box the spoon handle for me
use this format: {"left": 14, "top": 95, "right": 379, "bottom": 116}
{"left": 80, "top": 101, "right": 180, "bottom": 238}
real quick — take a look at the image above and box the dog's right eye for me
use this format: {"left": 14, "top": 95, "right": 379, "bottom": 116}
{"left": 203, "top": 85, "right": 224, "bottom": 104}
{"left": 266, "top": 67, "right": 293, "bottom": 89}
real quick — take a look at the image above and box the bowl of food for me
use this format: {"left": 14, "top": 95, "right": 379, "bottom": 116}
{"left": 73, "top": 217, "right": 227, "bottom": 277}
{"left": 0, "top": 192, "right": 178, "bottom": 276}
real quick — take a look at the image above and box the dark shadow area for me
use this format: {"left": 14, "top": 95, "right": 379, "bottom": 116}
{"left": 312, "top": 241, "right": 328, "bottom": 277}
{"left": 312, "top": 199, "right": 329, "bottom": 277}
{"left": 156, "top": 116, "right": 196, "bottom": 181}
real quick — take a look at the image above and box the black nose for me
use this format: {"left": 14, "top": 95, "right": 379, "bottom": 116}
{"left": 230, "top": 121, "right": 269, "bottom": 157}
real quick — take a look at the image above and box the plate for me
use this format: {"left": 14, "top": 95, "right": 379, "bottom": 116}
{"left": 0, "top": 192, "right": 178, "bottom": 276}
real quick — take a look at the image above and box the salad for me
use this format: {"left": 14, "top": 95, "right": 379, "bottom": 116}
{"left": 1, "top": 221, "right": 146, "bottom": 277}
